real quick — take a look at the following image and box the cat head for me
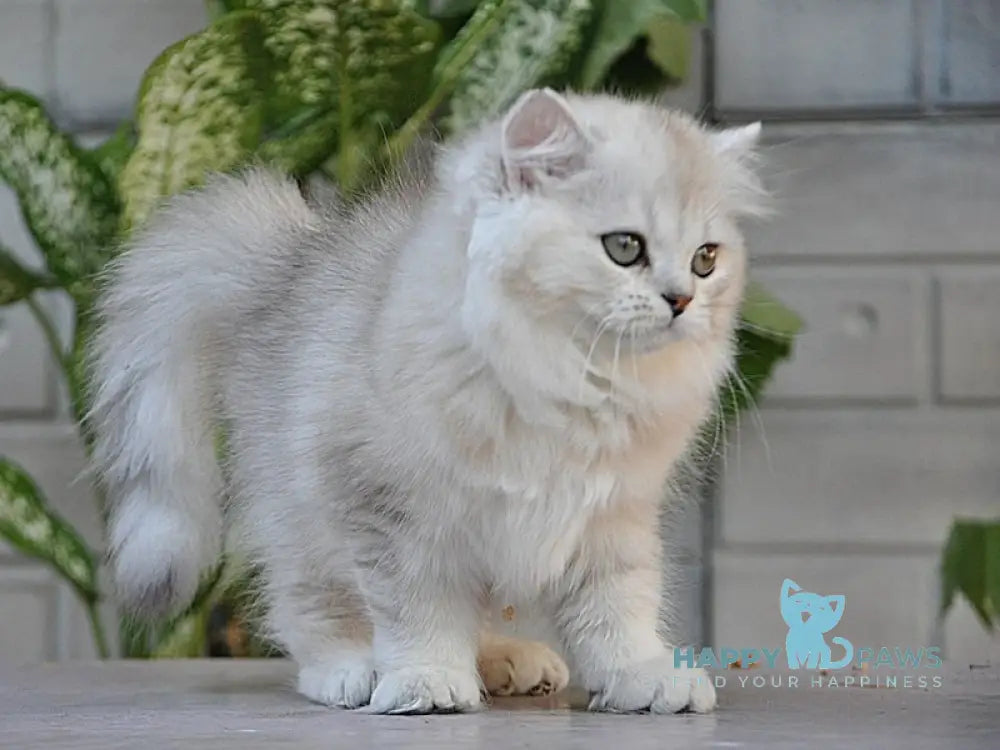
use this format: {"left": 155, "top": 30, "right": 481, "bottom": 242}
{"left": 780, "top": 578, "right": 846, "bottom": 633}
{"left": 448, "top": 89, "right": 765, "bottom": 404}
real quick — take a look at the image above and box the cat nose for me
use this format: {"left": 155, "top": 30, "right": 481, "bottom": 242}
{"left": 662, "top": 292, "right": 693, "bottom": 317}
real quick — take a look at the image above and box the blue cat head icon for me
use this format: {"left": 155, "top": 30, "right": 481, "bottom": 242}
{"left": 781, "top": 578, "right": 854, "bottom": 670}
{"left": 780, "top": 578, "right": 845, "bottom": 633}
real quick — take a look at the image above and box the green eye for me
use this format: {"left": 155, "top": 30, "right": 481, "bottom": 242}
{"left": 691, "top": 243, "right": 719, "bottom": 277}
{"left": 602, "top": 232, "right": 647, "bottom": 267}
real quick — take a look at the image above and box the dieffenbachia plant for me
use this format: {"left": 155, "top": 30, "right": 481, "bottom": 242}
{"left": 940, "top": 519, "right": 999, "bottom": 631}
{"left": 0, "top": 0, "right": 802, "bottom": 658}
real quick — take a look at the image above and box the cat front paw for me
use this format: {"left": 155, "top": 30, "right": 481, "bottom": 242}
{"left": 365, "top": 666, "right": 483, "bottom": 714}
{"left": 478, "top": 636, "right": 570, "bottom": 696}
{"left": 589, "top": 654, "right": 717, "bottom": 714}
{"left": 297, "top": 653, "right": 377, "bottom": 708}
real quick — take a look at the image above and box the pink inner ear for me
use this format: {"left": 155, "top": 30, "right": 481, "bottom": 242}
{"left": 504, "top": 90, "right": 578, "bottom": 150}
{"left": 501, "top": 90, "right": 588, "bottom": 189}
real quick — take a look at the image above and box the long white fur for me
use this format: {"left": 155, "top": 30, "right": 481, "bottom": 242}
{"left": 89, "top": 89, "right": 764, "bottom": 714}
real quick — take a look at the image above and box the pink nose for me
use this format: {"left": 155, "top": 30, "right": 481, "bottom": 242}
{"left": 663, "top": 293, "right": 693, "bottom": 317}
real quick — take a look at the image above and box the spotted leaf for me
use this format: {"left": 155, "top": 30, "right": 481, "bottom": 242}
{"left": 0, "top": 458, "right": 99, "bottom": 605}
{"left": 119, "top": 12, "right": 269, "bottom": 231}
{"left": 0, "top": 88, "right": 120, "bottom": 300}
{"left": 0, "top": 244, "right": 57, "bottom": 306}
{"left": 441, "top": 0, "right": 594, "bottom": 134}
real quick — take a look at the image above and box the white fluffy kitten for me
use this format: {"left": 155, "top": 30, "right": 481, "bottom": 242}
{"left": 90, "top": 89, "right": 763, "bottom": 714}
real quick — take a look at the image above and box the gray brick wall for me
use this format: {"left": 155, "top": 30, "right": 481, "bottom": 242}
{"left": 710, "top": 1, "right": 1000, "bottom": 666}
{"left": 0, "top": 0, "right": 997, "bottom": 667}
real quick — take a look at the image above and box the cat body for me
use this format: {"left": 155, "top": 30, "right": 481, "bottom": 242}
{"left": 90, "top": 90, "right": 764, "bottom": 714}
{"left": 781, "top": 579, "right": 854, "bottom": 669}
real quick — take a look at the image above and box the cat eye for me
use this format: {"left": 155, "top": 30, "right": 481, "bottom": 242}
{"left": 602, "top": 232, "right": 647, "bottom": 267}
{"left": 691, "top": 243, "right": 719, "bottom": 278}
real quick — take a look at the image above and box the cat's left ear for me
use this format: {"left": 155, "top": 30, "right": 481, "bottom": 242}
{"left": 710, "top": 122, "right": 768, "bottom": 217}
{"left": 501, "top": 88, "right": 589, "bottom": 192}
{"left": 826, "top": 595, "right": 845, "bottom": 613}
{"left": 711, "top": 122, "right": 762, "bottom": 160}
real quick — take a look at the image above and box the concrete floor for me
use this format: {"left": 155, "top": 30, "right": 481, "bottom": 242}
{"left": 2, "top": 660, "right": 998, "bottom": 749}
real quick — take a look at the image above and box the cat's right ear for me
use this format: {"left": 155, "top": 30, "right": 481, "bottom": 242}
{"left": 781, "top": 578, "right": 801, "bottom": 598}
{"left": 500, "top": 88, "right": 589, "bottom": 192}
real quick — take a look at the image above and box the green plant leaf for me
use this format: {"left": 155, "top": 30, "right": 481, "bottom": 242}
{"left": 741, "top": 281, "right": 803, "bottom": 342}
{"left": 118, "top": 11, "right": 269, "bottom": 231}
{"left": 0, "top": 88, "right": 120, "bottom": 300}
{"left": 414, "top": 0, "right": 481, "bottom": 17}
{"left": 235, "top": 1, "right": 440, "bottom": 119}
{"left": 120, "top": 562, "right": 225, "bottom": 658}
{"left": 0, "top": 458, "right": 100, "bottom": 605}
{"left": 941, "top": 519, "right": 1000, "bottom": 630}
{"left": 149, "top": 565, "right": 225, "bottom": 658}
{"left": 720, "top": 285, "right": 801, "bottom": 417}
{"left": 578, "top": 0, "right": 705, "bottom": 89}
{"left": 90, "top": 121, "right": 136, "bottom": 181}
{"left": 442, "top": 0, "right": 594, "bottom": 134}
{"left": 150, "top": 608, "right": 211, "bottom": 658}
{"left": 219, "top": 2, "right": 441, "bottom": 191}
{"left": 645, "top": 14, "right": 691, "bottom": 81}
{"left": 256, "top": 106, "right": 335, "bottom": 175}
{"left": 0, "top": 244, "right": 58, "bottom": 306}
{"left": 725, "top": 328, "right": 792, "bottom": 417}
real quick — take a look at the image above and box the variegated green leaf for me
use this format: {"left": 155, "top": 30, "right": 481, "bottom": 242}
{"left": 241, "top": 1, "right": 438, "bottom": 116}
{"left": 229, "top": 0, "right": 440, "bottom": 189}
{"left": 0, "top": 458, "right": 99, "bottom": 605}
{"left": 414, "top": 0, "right": 481, "bottom": 17}
{"left": 0, "top": 89, "right": 120, "bottom": 299}
{"left": 0, "top": 244, "right": 57, "bottom": 306}
{"left": 150, "top": 608, "right": 210, "bottom": 658}
{"left": 578, "top": 0, "right": 705, "bottom": 89}
{"left": 118, "top": 12, "right": 268, "bottom": 231}
{"left": 442, "top": 0, "right": 594, "bottom": 134}
{"left": 90, "top": 121, "right": 136, "bottom": 182}
{"left": 256, "top": 106, "right": 341, "bottom": 176}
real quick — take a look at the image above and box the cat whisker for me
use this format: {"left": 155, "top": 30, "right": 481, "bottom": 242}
{"left": 692, "top": 345, "right": 727, "bottom": 469}
{"left": 610, "top": 325, "right": 625, "bottom": 405}
{"left": 577, "top": 314, "right": 614, "bottom": 402}
{"left": 567, "top": 301, "right": 607, "bottom": 346}
{"left": 728, "top": 368, "right": 774, "bottom": 475}
{"left": 628, "top": 321, "right": 640, "bottom": 383}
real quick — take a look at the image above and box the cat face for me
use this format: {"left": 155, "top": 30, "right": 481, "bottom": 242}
{"left": 457, "top": 90, "right": 764, "bottom": 369}
{"left": 780, "top": 579, "right": 846, "bottom": 633}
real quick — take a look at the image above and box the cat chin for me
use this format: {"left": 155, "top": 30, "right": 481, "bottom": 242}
{"left": 625, "top": 323, "right": 707, "bottom": 354}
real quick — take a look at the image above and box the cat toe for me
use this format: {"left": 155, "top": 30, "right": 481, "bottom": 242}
{"left": 478, "top": 636, "right": 570, "bottom": 697}
{"left": 297, "top": 654, "right": 377, "bottom": 708}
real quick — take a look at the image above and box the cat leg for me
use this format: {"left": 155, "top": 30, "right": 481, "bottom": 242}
{"left": 264, "top": 572, "right": 377, "bottom": 709}
{"left": 477, "top": 631, "right": 570, "bottom": 697}
{"left": 805, "top": 649, "right": 821, "bottom": 670}
{"left": 552, "top": 501, "right": 716, "bottom": 714}
{"left": 355, "top": 531, "right": 484, "bottom": 714}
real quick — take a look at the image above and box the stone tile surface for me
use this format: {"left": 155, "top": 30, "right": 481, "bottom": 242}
{"left": 2, "top": 660, "right": 998, "bottom": 749}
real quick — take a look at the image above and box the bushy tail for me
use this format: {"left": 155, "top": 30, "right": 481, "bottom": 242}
{"left": 89, "top": 170, "right": 316, "bottom": 616}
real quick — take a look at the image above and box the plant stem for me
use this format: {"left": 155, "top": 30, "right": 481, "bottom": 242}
{"left": 27, "top": 294, "right": 113, "bottom": 657}
{"left": 85, "top": 599, "right": 111, "bottom": 659}
{"left": 25, "top": 294, "right": 68, "bottom": 372}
